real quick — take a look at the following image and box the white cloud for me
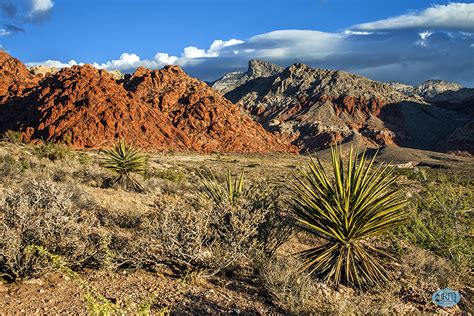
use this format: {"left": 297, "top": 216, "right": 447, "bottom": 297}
{"left": 351, "top": 3, "right": 474, "bottom": 32}
{"left": 154, "top": 52, "right": 178, "bottom": 65}
{"left": 30, "top": 38, "right": 246, "bottom": 73}
{"left": 93, "top": 53, "right": 144, "bottom": 71}
{"left": 181, "top": 39, "right": 244, "bottom": 58}
{"left": 0, "top": 29, "right": 11, "bottom": 36}
{"left": 343, "top": 30, "right": 374, "bottom": 35}
{"left": 182, "top": 46, "right": 208, "bottom": 58}
{"left": 208, "top": 39, "right": 244, "bottom": 52}
{"left": 27, "top": 59, "right": 80, "bottom": 68}
{"left": 30, "top": 0, "right": 54, "bottom": 15}
{"left": 246, "top": 30, "right": 343, "bottom": 59}
{"left": 416, "top": 31, "right": 433, "bottom": 46}
{"left": 25, "top": 4, "right": 474, "bottom": 86}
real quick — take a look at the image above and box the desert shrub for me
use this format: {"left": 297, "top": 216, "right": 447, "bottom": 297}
{"left": 395, "top": 167, "right": 428, "bottom": 182}
{"left": 257, "top": 255, "right": 335, "bottom": 313}
{"left": 0, "top": 180, "right": 105, "bottom": 281}
{"left": 73, "top": 166, "right": 109, "bottom": 188}
{"left": 76, "top": 152, "right": 92, "bottom": 166}
{"left": 290, "top": 146, "right": 407, "bottom": 287}
{"left": 145, "top": 167, "right": 187, "bottom": 183}
{"left": 152, "top": 184, "right": 291, "bottom": 276}
{"left": 34, "top": 142, "right": 71, "bottom": 161}
{"left": 258, "top": 250, "right": 459, "bottom": 314}
{"left": 2, "top": 130, "right": 22, "bottom": 143}
{"left": 101, "top": 140, "right": 148, "bottom": 192}
{"left": 0, "top": 154, "right": 23, "bottom": 177}
{"left": 397, "top": 176, "right": 473, "bottom": 269}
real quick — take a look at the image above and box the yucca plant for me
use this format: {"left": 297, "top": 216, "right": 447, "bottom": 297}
{"left": 291, "top": 146, "right": 407, "bottom": 287}
{"left": 198, "top": 168, "right": 257, "bottom": 205}
{"left": 101, "top": 140, "right": 148, "bottom": 192}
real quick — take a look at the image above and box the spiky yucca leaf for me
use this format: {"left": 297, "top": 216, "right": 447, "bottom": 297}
{"left": 291, "top": 146, "right": 407, "bottom": 287}
{"left": 101, "top": 140, "right": 148, "bottom": 192}
{"left": 198, "top": 169, "right": 259, "bottom": 205}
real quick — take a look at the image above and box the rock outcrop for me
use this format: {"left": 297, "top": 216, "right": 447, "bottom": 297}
{"left": 219, "top": 60, "right": 471, "bottom": 153}
{"left": 0, "top": 51, "right": 37, "bottom": 102}
{"left": 28, "top": 65, "right": 60, "bottom": 77}
{"left": 211, "top": 60, "right": 283, "bottom": 95}
{"left": 125, "top": 65, "right": 297, "bottom": 153}
{"left": 389, "top": 79, "right": 463, "bottom": 99}
{"left": 0, "top": 52, "right": 296, "bottom": 153}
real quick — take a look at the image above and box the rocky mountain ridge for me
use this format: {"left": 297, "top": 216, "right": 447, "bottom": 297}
{"left": 0, "top": 51, "right": 296, "bottom": 153}
{"left": 388, "top": 79, "right": 463, "bottom": 99}
{"left": 216, "top": 60, "right": 472, "bottom": 153}
{"left": 211, "top": 60, "right": 283, "bottom": 95}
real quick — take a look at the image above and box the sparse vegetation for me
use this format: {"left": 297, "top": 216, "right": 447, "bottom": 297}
{"left": 34, "top": 142, "right": 71, "bottom": 161}
{"left": 396, "top": 176, "right": 473, "bottom": 269}
{"left": 290, "top": 146, "right": 408, "bottom": 287}
{"left": 3, "top": 130, "right": 22, "bottom": 143}
{"left": 0, "top": 141, "right": 472, "bottom": 313}
{"left": 101, "top": 140, "right": 148, "bottom": 192}
{"left": 152, "top": 170, "right": 291, "bottom": 275}
{"left": 0, "top": 180, "right": 103, "bottom": 281}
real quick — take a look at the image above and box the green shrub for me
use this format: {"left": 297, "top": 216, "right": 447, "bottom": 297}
{"left": 146, "top": 167, "right": 186, "bottom": 183}
{"left": 397, "top": 176, "right": 473, "bottom": 269}
{"left": 290, "top": 146, "right": 408, "bottom": 287}
{"left": 34, "top": 142, "right": 71, "bottom": 161}
{"left": 101, "top": 140, "right": 148, "bottom": 192}
{"left": 2, "top": 130, "right": 22, "bottom": 143}
{"left": 198, "top": 168, "right": 261, "bottom": 206}
{"left": 0, "top": 154, "right": 23, "bottom": 177}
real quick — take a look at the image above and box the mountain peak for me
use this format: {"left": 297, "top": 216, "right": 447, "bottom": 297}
{"left": 247, "top": 60, "right": 283, "bottom": 77}
{"left": 211, "top": 60, "right": 283, "bottom": 94}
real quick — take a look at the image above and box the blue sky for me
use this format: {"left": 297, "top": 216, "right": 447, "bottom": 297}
{"left": 1, "top": 0, "right": 474, "bottom": 86}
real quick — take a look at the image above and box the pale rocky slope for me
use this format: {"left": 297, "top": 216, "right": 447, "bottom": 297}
{"left": 388, "top": 79, "right": 463, "bottom": 99}
{"left": 216, "top": 60, "right": 472, "bottom": 153}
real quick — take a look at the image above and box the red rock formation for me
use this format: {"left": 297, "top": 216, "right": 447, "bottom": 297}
{"left": 0, "top": 52, "right": 296, "bottom": 153}
{"left": 0, "top": 51, "right": 37, "bottom": 102}
{"left": 125, "top": 66, "right": 297, "bottom": 153}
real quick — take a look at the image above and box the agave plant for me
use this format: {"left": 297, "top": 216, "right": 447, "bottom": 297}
{"left": 101, "top": 140, "right": 148, "bottom": 192}
{"left": 291, "top": 146, "right": 407, "bottom": 287}
{"left": 198, "top": 168, "right": 256, "bottom": 205}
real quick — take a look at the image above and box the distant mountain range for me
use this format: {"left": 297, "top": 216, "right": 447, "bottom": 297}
{"left": 0, "top": 52, "right": 472, "bottom": 155}
{"left": 212, "top": 60, "right": 473, "bottom": 154}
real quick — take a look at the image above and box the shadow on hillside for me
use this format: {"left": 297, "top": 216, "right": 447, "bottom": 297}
{"left": 379, "top": 101, "right": 470, "bottom": 152}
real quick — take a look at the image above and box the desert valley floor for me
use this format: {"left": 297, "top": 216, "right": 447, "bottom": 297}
{"left": 0, "top": 140, "right": 472, "bottom": 314}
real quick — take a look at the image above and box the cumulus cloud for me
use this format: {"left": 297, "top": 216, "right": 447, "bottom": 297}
{"left": 351, "top": 3, "right": 474, "bottom": 32}
{"left": 27, "top": 59, "right": 80, "bottom": 68}
{"left": 28, "top": 0, "right": 54, "bottom": 21}
{"left": 83, "top": 39, "right": 245, "bottom": 72}
{"left": 25, "top": 2, "right": 474, "bottom": 86}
